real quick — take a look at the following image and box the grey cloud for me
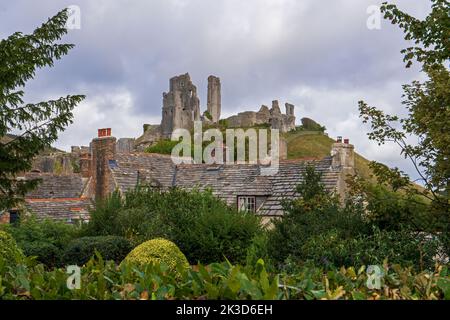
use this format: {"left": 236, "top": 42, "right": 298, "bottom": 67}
{"left": 0, "top": 0, "right": 432, "bottom": 181}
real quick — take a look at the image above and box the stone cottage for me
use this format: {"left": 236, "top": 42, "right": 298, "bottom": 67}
{"left": 0, "top": 127, "right": 355, "bottom": 225}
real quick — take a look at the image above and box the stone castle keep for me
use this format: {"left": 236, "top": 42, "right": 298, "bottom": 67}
{"left": 135, "top": 73, "right": 296, "bottom": 149}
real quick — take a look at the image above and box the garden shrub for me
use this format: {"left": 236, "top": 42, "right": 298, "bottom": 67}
{"left": 1, "top": 217, "right": 79, "bottom": 267}
{"left": 21, "top": 241, "right": 61, "bottom": 268}
{"left": 62, "top": 236, "right": 132, "bottom": 265}
{"left": 81, "top": 191, "right": 123, "bottom": 237}
{"left": 0, "top": 230, "right": 24, "bottom": 268}
{"left": 86, "top": 188, "right": 262, "bottom": 265}
{"left": 268, "top": 166, "right": 442, "bottom": 271}
{"left": 123, "top": 238, "right": 189, "bottom": 274}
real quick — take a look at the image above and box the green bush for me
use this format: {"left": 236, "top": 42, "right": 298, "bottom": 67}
{"left": 1, "top": 217, "right": 79, "bottom": 267}
{"left": 0, "top": 231, "right": 24, "bottom": 268}
{"left": 301, "top": 117, "right": 326, "bottom": 131}
{"left": 123, "top": 238, "right": 189, "bottom": 275}
{"left": 86, "top": 188, "right": 262, "bottom": 265}
{"left": 21, "top": 241, "right": 61, "bottom": 268}
{"left": 0, "top": 256, "right": 448, "bottom": 300}
{"left": 268, "top": 166, "right": 441, "bottom": 270}
{"left": 62, "top": 236, "right": 132, "bottom": 265}
{"left": 203, "top": 110, "right": 212, "bottom": 120}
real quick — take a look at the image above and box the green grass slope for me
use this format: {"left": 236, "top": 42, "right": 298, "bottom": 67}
{"left": 284, "top": 131, "right": 373, "bottom": 180}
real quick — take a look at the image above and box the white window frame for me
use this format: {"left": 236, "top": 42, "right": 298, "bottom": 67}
{"left": 238, "top": 196, "right": 257, "bottom": 213}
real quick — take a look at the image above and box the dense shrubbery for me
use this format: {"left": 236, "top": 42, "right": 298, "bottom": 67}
{"left": 268, "top": 166, "right": 444, "bottom": 271}
{"left": 21, "top": 241, "right": 61, "bottom": 268}
{"left": 124, "top": 238, "right": 189, "bottom": 276}
{"left": 62, "top": 236, "right": 132, "bottom": 266}
{"left": 1, "top": 218, "right": 79, "bottom": 267}
{"left": 84, "top": 188, "right": 262, "bottom": 265}
{"left": 0, "top": 231, "right": 24, "bottom": 269}
{"left": 0, "top": 254, "right": 448, "bottom": 300}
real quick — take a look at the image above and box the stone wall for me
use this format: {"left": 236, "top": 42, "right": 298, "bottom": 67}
{"left": 31, "top": 153, "right": 74, "bottom": 175}
{"left": 117, "top": 138, "right": 135, "bottom": 153}
{"left": 226, "top": 100, "right": 295, "bottom": 132}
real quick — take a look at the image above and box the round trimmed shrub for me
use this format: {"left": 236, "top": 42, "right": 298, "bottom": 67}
{"left": 21, "top": 241, "right": 61, "bottom": 268}
{"left": 123, "top": 238, "right": 189, "bottom": 273}
{"left": 62, "top": 236, "right": 132, "bottom": 265}
{"left": 0, "top": 231, "right": 24, "bottom": 268}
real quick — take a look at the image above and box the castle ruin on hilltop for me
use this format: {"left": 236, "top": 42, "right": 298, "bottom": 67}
{"left": 135, "top": 73, "right": 296, "bottom": 149}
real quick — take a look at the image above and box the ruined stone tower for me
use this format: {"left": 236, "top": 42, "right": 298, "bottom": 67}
{"left": 161, "top": 73, "right": 200, "bottom": 138}
{"left": 207, "top": 75, "right": 221, "bottom": 123}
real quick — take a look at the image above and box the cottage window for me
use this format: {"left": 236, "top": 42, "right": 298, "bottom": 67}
{"left": 238, "top": 196, "right": 256, "bottom": 213}
{"left": 9, "top": 210, "right": 20, "bottom": 224}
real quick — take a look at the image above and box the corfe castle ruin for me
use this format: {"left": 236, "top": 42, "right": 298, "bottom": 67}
{"left": 1, "top": 73, "right": 356, "bottom": 226}
{"left": 135, "top": 73, "right": 296, "bottom": 150}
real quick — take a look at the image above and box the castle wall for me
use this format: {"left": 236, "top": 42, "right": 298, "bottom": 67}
{"left": 226, "top": 100, "right": 295, "bottom": 132}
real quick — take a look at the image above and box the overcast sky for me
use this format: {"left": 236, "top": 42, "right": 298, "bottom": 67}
{"left": 0, "top": 0, "right": 432, "bottom": 180}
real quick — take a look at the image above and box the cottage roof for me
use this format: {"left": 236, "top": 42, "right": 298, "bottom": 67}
{"left": 109, "top": 153, "right": 341, "bottom": 216}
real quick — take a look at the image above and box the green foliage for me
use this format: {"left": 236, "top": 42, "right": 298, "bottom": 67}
{"left": 85, "top": 188, "right": 262, "bottom": 265}
{"left": 347, "top": 176, "right": 431, "bottom": 231}
{"left": 268, "top": 165, "right": 442, "bottom": 270}
{"left": 21, "top": 241, "right": 61, "bottom": 268}
{"left": 0, "top": 255, "right": 447, "bottom": 300}
{"left": 145, "top": 139, "right": 180, "bottom": 155}
{"left": 0, "top": 9, "right": 85, "bottom": 210}
{"left": 53, "top": 159, "right": 63, "bottom": 175}
{"left": 300, "top": 118, "right": 326, "bottom": 132}
{"left": 82, "top": 191, "right": 123, "bottom": 236}
{"left": 62, "top": 236, "right": 132, "bottom": 266}
{"left": 359, "top": 0, "right": 450, "bottom": 219}
{"left": 203, "top": 110, "right": 212, "bottom": 121}
{"left": 123, "top": 238, "right": 189, "bottom": 276}
{"left": 245, "top": 233, "right": 272, "bottom": 270}
{"left": 71, "top": 158, "right": 80, "bottom": 173}
{"left": 0, "top": 230, "right": 25, "bottom": 268}
{"left": 1, "top": 217, "right": 79, "bottom": 267}
{"left": 218, "top": 119, "right": 229, "bottom": 129}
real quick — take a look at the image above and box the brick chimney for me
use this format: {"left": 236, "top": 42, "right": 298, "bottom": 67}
{"left": 79, "top": 152, "right": 91, "bottom": 178}
{"left": 331, "top": 137, "right": 355, "bottom": 203}
{"left": 91, "top": 128, "right": 116, "bottom": 201}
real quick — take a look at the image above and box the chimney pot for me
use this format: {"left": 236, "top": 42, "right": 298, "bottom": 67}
{"left": 337, "top": 136, "right": 343, "bottom": 143}
{"left": 344, "top": 138, "right": 349, "bottom": 144}
{"left": 98, "top": 128, "right": 112, "bottom": 138}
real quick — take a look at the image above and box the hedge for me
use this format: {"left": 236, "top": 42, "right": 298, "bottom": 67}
{"left": 62, "top": 236, "right": 132, "bottom": 265}
{"left": 0, "top": 256, "right": 448, "bottom": 300}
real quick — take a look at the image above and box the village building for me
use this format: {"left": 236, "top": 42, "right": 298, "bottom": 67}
{"left": 0, "top": 128, "right": 355, "bottom": 225}
{"left": 0, "top": 74, "right": 355, "bottom": 224}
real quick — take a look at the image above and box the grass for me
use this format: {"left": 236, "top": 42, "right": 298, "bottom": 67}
{"left": 284, "top": 131, "right": 374, "bottom": 181}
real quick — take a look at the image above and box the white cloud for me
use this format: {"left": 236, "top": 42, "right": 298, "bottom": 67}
{"left": 55, "top": 87, "right": 159, "bottom": 151}
{"left": 0, "top": 0, "right": 433, "bottom": 180}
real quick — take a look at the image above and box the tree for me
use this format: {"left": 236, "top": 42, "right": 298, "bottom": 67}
{"left": 0, "top": 9, "right": 85, "bottom": 210}
{"left": 358, "top": 1, "right": 449, "bottom": 221}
